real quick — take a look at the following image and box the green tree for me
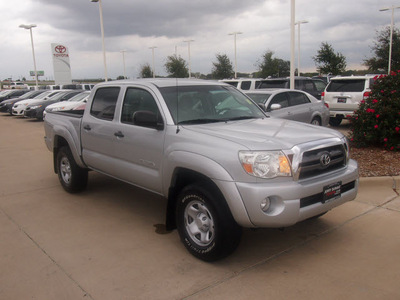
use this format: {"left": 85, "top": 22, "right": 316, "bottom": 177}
{"left": 211, "top": 53, "right": 234, "bottom": 79}
{"left": 164, "top": 54, "right": 189, "bottom": 78}
{"left": 140, "top": 63, "right": 153, "bottom": 78}
{"left": 256, "top": 50, "right": 290, "bottom": 78}
{"left": 313, "top": 42, "right": 346, "bottom": 75}
{"left": 364, "top": 26, "right": 400, "bottom": 73}
{"left": 116, "top": 75, "right": 126, "bottom": 80}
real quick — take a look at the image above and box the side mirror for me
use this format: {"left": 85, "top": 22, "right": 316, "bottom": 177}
{"left": 133, "top": 111, "right": 164, "bottom": 130}
{"left": 270, "top": 103, "right": 282, "bottom": 111}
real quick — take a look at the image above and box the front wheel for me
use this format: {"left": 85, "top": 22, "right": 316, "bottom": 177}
{"left": 56, "top": 146, "right": 88, "bottom": 193}
{"left": 176, "top": 184, "right": 242, "bottom": 261}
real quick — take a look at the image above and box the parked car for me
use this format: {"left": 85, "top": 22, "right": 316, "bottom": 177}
{"left": 0, "top": 90, "right": 46, "bottom": 113}
{"left": 12, "top": 90, "right": 68, "bottom": 116}
{"left": 245, "top": 89, "right": 329, "bottom": 126}
{"left": 24, "top": 90, "right": 84, "bottom": 120}
{"left": 0, "top": 89, "right": 29, "bottom": 103}
{"left": 43, "top": 91, "right": 90, "bottom": 117}
{"left": 220, "top": 78, "right": 269, "bottom": 90}
{"left": 257, "top": 77, "right": 327, "bottom": 100}
{"left": 44, "top": 78, "right": 358, "bottom": 261}
{"left": 322, "top": 75, "right": 377, "bottom": 126}
{"left": 2, "top": 82, "right": 29, "bottom": 89}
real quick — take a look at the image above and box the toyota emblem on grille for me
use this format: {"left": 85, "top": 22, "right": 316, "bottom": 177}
{"left": 320, "top": 153, "right": 331, "bottom": 168}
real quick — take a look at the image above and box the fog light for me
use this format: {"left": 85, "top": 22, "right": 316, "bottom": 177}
{"left": 260, "top": 198, "right": 271, "bottom": 212}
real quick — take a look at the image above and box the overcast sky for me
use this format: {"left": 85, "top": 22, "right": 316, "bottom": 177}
{"left": 1, "top": 0, "right": 399, "bottom": 81}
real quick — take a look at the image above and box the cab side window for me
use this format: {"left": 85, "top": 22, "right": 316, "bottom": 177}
{"left": 121, "top": 88, "right": 161, "bottom": 126}
{"left": 240, "top": 81, "right": 251, "bottom": 90}
{"left": 90, "top": 87, "right": 120, "bottom": 121}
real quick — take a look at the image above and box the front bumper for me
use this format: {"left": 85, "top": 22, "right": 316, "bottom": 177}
{"left": 225, "top": 159, "right": 358, "bottom": 228}
{"left": 24, "top": 108, "right": 44, "bottom": 119}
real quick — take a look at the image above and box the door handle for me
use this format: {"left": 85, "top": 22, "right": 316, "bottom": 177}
{"left": 83, "top": 124, "right": 91, "bottom": 131}
{"left": 114, "top": 131, "right": 124, "bottom": 138}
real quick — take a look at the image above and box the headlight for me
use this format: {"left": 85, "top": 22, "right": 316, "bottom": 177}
{"left": 29, "top": 105, "right": 42, "bottom": 109}
{"left": 239, "top": 151, "right": 292, "bottom": 178}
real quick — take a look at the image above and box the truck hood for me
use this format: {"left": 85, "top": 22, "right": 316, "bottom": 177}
{"left": 183, "top": 118, "right": 343, "bottom": 150}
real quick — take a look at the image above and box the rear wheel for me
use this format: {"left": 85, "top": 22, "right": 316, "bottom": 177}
{"left": 329, "top": 116, "right": 342, "bottom": 127}
{"left": 311, "top": 117, "right": 321, "bottom": 126}
{"left": 56, "top": 146, "right": 88, "bottom": 193}
{"left": 176, "top": 184, "right": 242, "bottom": 261}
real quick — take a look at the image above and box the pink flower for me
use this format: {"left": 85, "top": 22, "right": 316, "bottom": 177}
{"left": 391, "top": 147, "right": 394, "bottom": 151}
{"left": 396, "top": 127, "right": 400, "bottom": 132}
{"left": 381, "top": 90, "right": 385, "bottom": 93}
{"left": 376, "top": 114, "right": 380, "bottom": 118}
{"left": 384, "top": 138, "right": 388, "bottom": 142}
{"left": 392, "top": 90, "right": 397, "bottom": 94}
{"left": 366, "top": 108, "right": 375, "bottom": 113}
{"left": 374, "top": 125, "right": 378, "bottom": 129}
{"left": 372, "top": 99, "right": 378, "bottom": 103}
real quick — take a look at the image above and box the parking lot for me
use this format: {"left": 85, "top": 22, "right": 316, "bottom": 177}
{"left": 1, "top": 114, "right": 400, "bottom": 299}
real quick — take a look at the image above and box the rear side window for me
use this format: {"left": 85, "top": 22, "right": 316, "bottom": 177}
{"left": 240, "top": 81, "right": 251, "bottom": 90}
{"left": 288, "top": 92, "right": 310, "bottom": 106}
{"left": 326, "top": 79, "right": 366, "bottom": 92}
{"left": 258, "top": 80, "right": 288, "bottom": 89}
{"left": 90, "top": 87, "right": 120, "bottom": 121}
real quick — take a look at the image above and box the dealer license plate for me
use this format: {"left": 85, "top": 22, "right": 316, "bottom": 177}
{"left": 337, "top": 98, "right": 347, "bottom": 103}
{"left": 323, "top": 181, "right": 342, "bottom": 203}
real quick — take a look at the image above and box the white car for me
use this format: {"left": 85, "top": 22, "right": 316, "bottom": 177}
{"left": 245, "top": 89, "right": 330, "bottom": 126}
{"left": 43, "top": 91, "right": 90, "bottom": 117}
{"left": 12, "top": 90, "right": 66, "bottom": 116}
{"left": 322, "top": 75, "right": 377, "bottom": 126}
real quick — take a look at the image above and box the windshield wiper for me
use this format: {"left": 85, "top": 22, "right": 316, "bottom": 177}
{"left": 178, "top": 118, "right": 225, "bottom": 125}
{"left": 224, "top": 116, "right": 259, "bottom": 121}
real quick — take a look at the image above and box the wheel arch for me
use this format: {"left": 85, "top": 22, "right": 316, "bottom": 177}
{"left": 166, "top": 168, "right": 231, "bottom": 231}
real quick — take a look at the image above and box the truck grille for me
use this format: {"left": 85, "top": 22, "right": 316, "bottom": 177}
{"left": 298, "top": 145, "right": 346, "bottom": 180}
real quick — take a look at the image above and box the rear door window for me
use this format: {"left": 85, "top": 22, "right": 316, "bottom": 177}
{"left": 90, "top": 87, "right": 120, "bottom": 121}
{"left": 288, "top": 92, "right": 310, "bottom": 106}
{"left": 326, "top": 79, "right": 366, "bottom": 92}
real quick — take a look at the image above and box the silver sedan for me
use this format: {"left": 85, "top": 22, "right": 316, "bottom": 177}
{"left": 245, "top": 89, "right": 330, "bottom": 126}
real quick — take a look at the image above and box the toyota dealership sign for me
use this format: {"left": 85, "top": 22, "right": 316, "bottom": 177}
{"left": 51, "top": 43, "right": 72, "bottom": 85}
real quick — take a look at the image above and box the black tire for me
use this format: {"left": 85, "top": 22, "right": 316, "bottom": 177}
{"left": 176, "top": 184, "right": 242, "bottom": 261}
{"left": 329, "top": 116, "right": 342, "bottom": 127}
{"left": 311, "top": 117, "right": 321, "bottom": 126}
{"left": 56, "top": 146, "right": 88, "bottom": 193}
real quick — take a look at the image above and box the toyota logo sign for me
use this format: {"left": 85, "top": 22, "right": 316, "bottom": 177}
{"left": 320, "top": 153, "right": 331, "bottom": 168}
{"left": 55, "top": 45, "right": 67, "bottom": 53}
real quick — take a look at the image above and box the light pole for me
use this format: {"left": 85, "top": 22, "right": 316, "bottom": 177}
{"left": 380, "top": 5, "right": 400, "bottom": 74}
{"left": 183, "top": 40, "right": 194, "bottom": 78}
{"left": 295, "top": 20, "right": 308, "bottom": 76}
{"left": 229, "top": 32, "right": 243, "bottom": 79}
{"left": 120, "top": 50, "right": 127, "bottom": 79}
{"left": 91, "top": 0, "right": 108, "bottom": 81}
{"left": 290, "top": 0, "right": 295, "bottom": 89}
{"left": 19, "top": 24, "right": 38, "bottom": 89}
{"left": 149, "top": 46, "right": 157, "bottom": 78}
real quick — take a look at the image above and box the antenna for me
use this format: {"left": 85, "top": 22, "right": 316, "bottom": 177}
{"left": 175, "top": 78, "right": 180, "bottom": 134}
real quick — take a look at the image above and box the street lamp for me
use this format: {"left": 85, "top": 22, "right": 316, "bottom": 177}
{"left": 228, "top": 32, "right": 243, "bottom": 79}
{"left": 149, "top": 46, "right": 157, "bottom": 78}
{"left": 19, "top": 24, "right": 38, "bottom": 89}
{"left": 295, "top": 20, "right": 308, "bottom": 76}
{"left": 290, "top": 0, "right": 295, "bottom": 89}
{"left": 120, "top": 50, "right": 127, "bottom": 79}
{"left": 183, "top": 40, "right": 194, "bottom": 78}
{"left": 91, "top": 0, "right": 108, "bottom": 81}
{"left": 380, "top": 5, "right": 400, "bottom": 74}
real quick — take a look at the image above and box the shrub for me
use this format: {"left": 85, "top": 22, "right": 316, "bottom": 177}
{"left": 349, "top": 71, "right": 400, "bottom": 151}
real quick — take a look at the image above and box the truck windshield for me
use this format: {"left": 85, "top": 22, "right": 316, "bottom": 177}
{"left": 159, "top": 85, "right": 266, "bottom": 124}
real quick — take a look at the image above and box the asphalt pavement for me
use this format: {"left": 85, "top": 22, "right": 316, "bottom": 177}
{"left": 1, "top": 115, "right": 399, "bottom": 300}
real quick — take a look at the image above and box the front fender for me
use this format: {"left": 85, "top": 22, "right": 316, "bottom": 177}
{"left": 163, "top": 151, "right": 253, "bottom": 227}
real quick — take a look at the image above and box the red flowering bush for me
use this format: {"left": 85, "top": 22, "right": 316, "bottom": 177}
{"left": 349, "top": 71, "right": 400, "bottom": 151}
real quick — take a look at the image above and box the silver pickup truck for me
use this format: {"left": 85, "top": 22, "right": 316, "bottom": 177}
{"left": 44, "top": 78, "right": 359, "bottom": 261}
